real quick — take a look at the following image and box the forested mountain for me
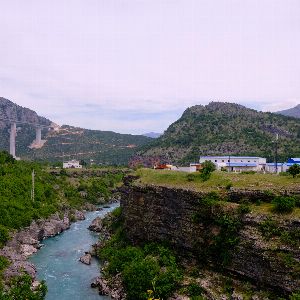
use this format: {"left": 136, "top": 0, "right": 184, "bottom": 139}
{"left": 0, "top": 97, "right": 151, "bottom": 165}
{"left": 277, "top": 104, "right": 300, "bottom": 118}
{"left": 139, "top": 102, "right": 300, "bottom": 164}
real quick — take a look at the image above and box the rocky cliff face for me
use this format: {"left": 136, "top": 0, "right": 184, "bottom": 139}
{"left": 0, "top": 97, "right": 52, "bottom": 128}
{"left": 120, "top": 185, "right": 300, "bottom": 295}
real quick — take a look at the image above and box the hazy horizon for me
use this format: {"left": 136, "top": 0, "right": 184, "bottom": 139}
{"left": 1, "top": 0, "right": 299, "bottom": 134}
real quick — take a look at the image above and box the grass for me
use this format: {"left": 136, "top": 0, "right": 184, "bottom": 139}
{"left": 250, "top": 203, "right": 300, "bottom": 219}
{"left": 135, "top": 169, "right": 300, "bottom": 192}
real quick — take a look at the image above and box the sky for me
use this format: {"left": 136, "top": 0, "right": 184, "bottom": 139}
{"left": 0, "top": 0, "right": 299, "bottom": 134}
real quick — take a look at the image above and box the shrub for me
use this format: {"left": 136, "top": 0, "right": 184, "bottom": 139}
{"left": 272, "top": 196, "right": 295, "bottom": 213}
{"left": 0, "top": 274, "right": 47, "bottom": 299}
{"left": 290, "top": 291, "right": 300, "bottom": 300}
{"left": 259, "top": 217, "right": 280, "bottom": 239}
{"left": 225, "top": 182, "right": 233, "bottom": 190}
{"left": 186, "top": 173, "right": 196, "bottom": 182}
{"left": 240, "top": 171, "right": 256, "bottom": 175}
{"left": 288, "top": 164, "right": 300, "bottom": 178}
{"left": 237, "top": 203, "right": 251, "bottom": 214}
{"left": 0, "top": 256, "right": 9, "bottom": 271}
{"left": 187, "top": 282, "right": 204, "bottom": 297}
{"left": 200, "top": 161, "right": 216, "bottom": 181}
{"left": 0, "top": 225, "right": 10, "bottom": 248}
{"left": 100, "top": 239, "right": 182, "bottom": 300}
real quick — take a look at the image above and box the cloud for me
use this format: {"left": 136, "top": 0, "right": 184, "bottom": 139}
{"left": 0, "top": 1, "right": 300, "bottom": 133}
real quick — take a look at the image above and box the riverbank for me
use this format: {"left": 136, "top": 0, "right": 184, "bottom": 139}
{"left": 29, "top": 203, "right": 119, "bottom": 300}
{"left": 0, "top": 206, "right": 92, "bottom": 285}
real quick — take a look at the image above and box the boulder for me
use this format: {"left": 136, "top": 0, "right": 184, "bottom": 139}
{"left": 88, "top": 217, "right": 103, "bottom": 232}
{"left": 20, "top": 244, "right": 38, "bottom": 257}
{"left": 74, "top": 210, "right": 85, "bottom": 221}
{"left": 79, "top": 252, "right": 92, "bottom": 265}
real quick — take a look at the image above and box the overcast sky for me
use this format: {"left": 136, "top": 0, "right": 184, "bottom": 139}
{"left": 0, "top": 0, "right": 299, "bottom": 134}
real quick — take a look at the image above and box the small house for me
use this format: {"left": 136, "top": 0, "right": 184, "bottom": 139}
{"left": 63, "top": 160, "right": 83, "bottom": 169}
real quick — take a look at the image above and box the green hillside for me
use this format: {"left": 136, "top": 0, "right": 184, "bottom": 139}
{"left": 139, "top": 102, "right": 300, "bottom": 164}
{"left": 0, "top": 98, "right": 151, "bottom": 165}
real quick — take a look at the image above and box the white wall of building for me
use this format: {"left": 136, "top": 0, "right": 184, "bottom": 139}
{"left": 199, "top": 156, "right": 266, "bottom": 172}
{"left": 63, "top": 160, "right": 83, "bottom": 169}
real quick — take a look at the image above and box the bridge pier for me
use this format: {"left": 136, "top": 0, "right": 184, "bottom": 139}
{"left": 35, "top": 127, "right": 42, "bottom": 144}
{"left": 9, "top": 122, "right": 16, "bottom": 158}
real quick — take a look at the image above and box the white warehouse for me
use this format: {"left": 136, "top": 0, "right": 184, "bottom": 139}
{"left": 199, "top": 156, "right": 266, "bottom": 172}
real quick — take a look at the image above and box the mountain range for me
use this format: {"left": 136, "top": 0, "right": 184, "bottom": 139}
{"left": 1, "top": 97, "right": 300, "bottom": 165}
{"left": 277, "top": 104, "right": 300, "bottom": 118}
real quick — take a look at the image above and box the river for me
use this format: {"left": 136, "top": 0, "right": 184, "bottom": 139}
{"left": 29, "top": 204, "right": 119, "bottom": 300}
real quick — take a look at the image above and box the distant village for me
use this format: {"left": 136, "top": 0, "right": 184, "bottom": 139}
{"left": 62, "top": 155, "right": 300, "bottom": 175}
{"left": 153, "top": 156, "right": 300, "bottom": 174}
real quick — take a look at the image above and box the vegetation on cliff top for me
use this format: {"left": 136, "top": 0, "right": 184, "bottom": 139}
{"left": 135, "top": 168, "right": 300, "bottom": 192}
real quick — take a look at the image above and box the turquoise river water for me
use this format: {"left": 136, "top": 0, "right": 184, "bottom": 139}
{"left": 29, "top": 204, "right": 119, "bottom": 300}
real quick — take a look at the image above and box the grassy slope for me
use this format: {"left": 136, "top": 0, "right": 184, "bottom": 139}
{"left": 135, "top": 169, "right": 300, "bottom": 192}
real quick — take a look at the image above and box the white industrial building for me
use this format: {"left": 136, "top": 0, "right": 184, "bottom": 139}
{"left": 266, "top": 158, "right": 300, "bottom": 173}
{"left": 63, "top": 160, "right": 83, "bottom": 169}
{"left": 199, "top": 156, "right": 266, "bottom": 172}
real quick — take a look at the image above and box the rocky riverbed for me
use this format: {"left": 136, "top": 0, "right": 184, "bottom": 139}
{"left": 0, "top": 208, "right": 86, "bottom": 284}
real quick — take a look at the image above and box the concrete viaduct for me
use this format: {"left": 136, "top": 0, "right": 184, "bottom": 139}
{"left": 0, "top": 117, "right": 52, "bottom": 158}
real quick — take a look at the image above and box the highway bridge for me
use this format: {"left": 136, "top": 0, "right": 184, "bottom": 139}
{"left": 0, "top": 117, "right": 53, "bottom": 158}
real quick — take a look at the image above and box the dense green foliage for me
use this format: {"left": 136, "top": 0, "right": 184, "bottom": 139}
{"left": 0, "top": 151, "right": 124, "bottom": 231}
{"left": 272, "top": 196, "right": 296, "bottom": 213}
{"left": 0, "top": 274, "right": 47, "bottom": 300}
{"left": 99, "top": 209, "right": 182, "bottom": 300}
{"left": 140, "top": 102, "right": 300, "bottom": 164}
{"left": 0, "top": 151, "right": 125, "bottom": 297}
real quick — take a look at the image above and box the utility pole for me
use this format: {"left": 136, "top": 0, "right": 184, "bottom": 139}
{"left": 31, "top": 169, "right": 35, "bottom": 202}
{"left": 275, "top": 134, "right": 279, "bottom": 174}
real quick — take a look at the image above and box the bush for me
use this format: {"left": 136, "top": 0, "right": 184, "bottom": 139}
{"left": 240, "top": 171, "right": 256, "bottom": 175}
{"left": 288, "top": 164, "right": 300, "bottom": 178}
{"left": 200, "top": 161, "right": 216, "bottom": 181}
{"left": 0, "top": 274, "right": 47, "bottom": 299}
{"left": 186, "top": 173, "right": 196, "bottom": 182}
{"left": 225, "top": 182, "right": 233, "bottom": 190}
{"left": 272, "top": 196, "right": 296, "bottom": 214}
{"left": 0, "top": 225, "right": 10, "bottom": 248}
{"left": 187, "top": 282, "right": 204, "bottom": 297}
{"left": 100, "top": 239, "right": 182, "bottom": 300}
{"left": 290, "top": 291, "right": 300, "bottom": 300}
{"left": 259, "top": 217, "right": 280, "bottom": 239}
{"left": 237, "top": 203, "right": 251, "bottom": 214}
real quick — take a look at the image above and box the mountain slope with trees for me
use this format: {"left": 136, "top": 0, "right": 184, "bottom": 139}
{"left": 139, "top": 102, "right": 300, "bottom": 164}
{"left": 0, "top": 97, "right": 151, "bottom": 165}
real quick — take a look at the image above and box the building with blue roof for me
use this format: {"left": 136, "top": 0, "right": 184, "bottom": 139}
{"left": 199, "top": 156, "right": 266, "bottom": 172}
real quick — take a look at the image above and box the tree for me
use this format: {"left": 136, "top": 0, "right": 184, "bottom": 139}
{"left": 200, "top": 160, "right": 216, "bottom": 181}
{"left": 288, "top": 164, "right": 300, "bottom": 178}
